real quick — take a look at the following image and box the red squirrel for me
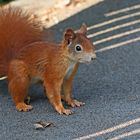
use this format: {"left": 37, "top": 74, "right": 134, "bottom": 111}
{"left": 0, "top": 7, "right": 96, "bottom": 115}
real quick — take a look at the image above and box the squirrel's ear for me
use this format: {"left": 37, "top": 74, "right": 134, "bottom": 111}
{"left": 64, "top": 28, "right": 75, "bottom": 44}
{"left": 77, "top": 23, "right": 87, "bottom": 35}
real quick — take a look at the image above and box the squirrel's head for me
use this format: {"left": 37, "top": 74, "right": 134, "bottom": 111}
{"left": 63, "top": 24, "right": 96, "bottom": 63}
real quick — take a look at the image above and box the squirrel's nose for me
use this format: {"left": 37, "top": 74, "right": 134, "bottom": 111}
{"left": 91, "top": 57, "right": 95, "bottom": 61}
{"left": 91, "top": 53, "right": 96, "bottom": 61}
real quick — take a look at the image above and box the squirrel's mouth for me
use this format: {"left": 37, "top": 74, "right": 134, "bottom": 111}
{"left": 78, "top": 59, "right": 92, "bottom": 64}
{"left": 78, "top": 57, "right": 96, "bottom": 64}
{"left": 78, "top": 53, "right": 96, "bottom": 64}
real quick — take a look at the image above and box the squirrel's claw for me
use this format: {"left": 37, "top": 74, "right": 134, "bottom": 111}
{"left": 68, "top": 99, "right": 85, "bottom": 107}
{"left": 16, "top": 103, "right": 33, "bottom": 112}
{"left": 56, "top": 107, "right": 73, "bottom": 115}
{"left": 62, "top": 109, "right": 73, "bottom": 115}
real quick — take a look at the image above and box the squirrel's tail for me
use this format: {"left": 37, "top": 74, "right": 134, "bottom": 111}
{"left": 0, "top": 7, "right": 45, "bottom": 77}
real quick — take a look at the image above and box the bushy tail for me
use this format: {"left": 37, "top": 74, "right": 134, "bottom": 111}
{"left": 0, "top": 7, "right": 45, "bottom": 76}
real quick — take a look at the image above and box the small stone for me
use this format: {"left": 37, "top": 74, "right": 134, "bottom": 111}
{"left": 34, "top": 121, "right": 54, "bottom": 130}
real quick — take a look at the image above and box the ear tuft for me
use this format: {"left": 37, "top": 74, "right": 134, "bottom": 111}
{"left": 64, "top": 28, "right": 75, "bottom": 44}
{"left": 77, "top": 23, "right": 87, "bottom": 35}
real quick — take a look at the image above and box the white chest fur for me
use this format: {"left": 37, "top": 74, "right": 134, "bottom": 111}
{"left": 65, "top": 62, "right": 76, "bottom": 79}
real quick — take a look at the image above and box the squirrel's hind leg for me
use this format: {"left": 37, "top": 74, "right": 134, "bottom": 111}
{"left": 8, "top": 60, "right": 33, "bottom": 112}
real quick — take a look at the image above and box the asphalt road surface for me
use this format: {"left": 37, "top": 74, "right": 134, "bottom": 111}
{"left": 1, "top": 0, "right": 140, "bottom": 139}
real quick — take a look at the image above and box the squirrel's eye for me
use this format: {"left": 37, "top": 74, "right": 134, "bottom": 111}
{"left": 75, "top": 44, "right": 82, "bottom": 52}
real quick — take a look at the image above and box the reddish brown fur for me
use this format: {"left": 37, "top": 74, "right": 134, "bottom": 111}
{"left": 0, "top": 7, "right": 96, "bottom": 115}
{"left": 0, "top": 7, "right": 45, "bottom": 76}
{"left": 8, "top": 41, "right": 84, "bottom": 114}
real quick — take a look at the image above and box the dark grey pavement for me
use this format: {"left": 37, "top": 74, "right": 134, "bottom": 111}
{"left": 1, "top": 0, "right": 140, "bottom": 139}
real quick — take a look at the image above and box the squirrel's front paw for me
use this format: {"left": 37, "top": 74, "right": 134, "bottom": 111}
{"left": 67, "top": 99, "right": 85, "bottom": 107}
{"left": 55, "top": 106, "right": 73, "bottom": 115}
{"left": 61, "top": 109, "right": 73, "bottom": 115}
{"left": 16, "top": 102, "right": 33, "bottom": 112}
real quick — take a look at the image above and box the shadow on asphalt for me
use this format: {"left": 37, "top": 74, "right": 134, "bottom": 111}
{"left": 1, "top": 0, "right": 140, "bottom": 139}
